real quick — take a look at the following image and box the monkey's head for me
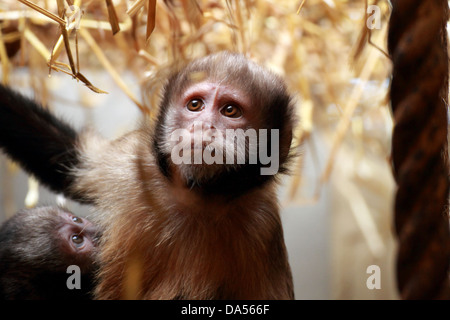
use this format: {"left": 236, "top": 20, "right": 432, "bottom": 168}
{"left": 153, "top": 51, "right": 295, "bottom": 196}
{"left": 0, "top": 207, "right": 99, "bottom": 273}
{"left": 0, "top": 207, "right": 100, "bottom": 299}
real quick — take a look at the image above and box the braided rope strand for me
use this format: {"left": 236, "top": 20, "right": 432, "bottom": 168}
{"left": 388, "top": 0, "right": 450, "bottom": 299}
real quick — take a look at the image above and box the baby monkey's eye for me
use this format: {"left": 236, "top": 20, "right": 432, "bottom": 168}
{"left": 221, "top": 105, "right": 242, "bottom": 118}
{"left": 71, "top": 234, "right": 85, "bottom": 247}
{"left": 187, "top": 99, "right": 204, "bottom": 111}
{"left": 72, "top": 216, "right": 82, "bottom": 223}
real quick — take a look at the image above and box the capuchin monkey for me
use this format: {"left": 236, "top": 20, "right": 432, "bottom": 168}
{"left": 0, "top": 51, "right": 296, "bottom": 299}
{"left": 0, "top": 206, "right": 100, "bottom": 300}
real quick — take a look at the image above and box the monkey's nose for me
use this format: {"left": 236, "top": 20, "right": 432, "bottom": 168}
{"left": 189, "top": 121, "right": 216, "bottom": 133}
{"left": 203, "top": 122, "right": 216, "bottom": 131}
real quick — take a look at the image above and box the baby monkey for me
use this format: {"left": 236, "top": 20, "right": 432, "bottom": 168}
{"left": 0, "top": 206, "right": 100, "bottom": 300}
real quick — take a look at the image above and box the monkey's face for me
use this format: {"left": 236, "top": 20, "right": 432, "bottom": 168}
{"left": 152, "top": 52, "right": 295, "bottom": 193}
{"left": 158, "top": 80, "right": 262, "bottom": 186}
{"left": 56, "top": 210, "right": 100, "bottom": 270}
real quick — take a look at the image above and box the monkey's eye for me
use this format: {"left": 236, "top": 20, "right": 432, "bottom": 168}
{"left": 187, "top": 99, "right": 204, "bottom": 111}
{"left": 221, "top": 105, "right": 242, "bottom": 118}
{"left": 71, "top": 234, "right": 85, "bottom": 247}
{"left": 72, "top": 216, "right": 83, "bottom": 223}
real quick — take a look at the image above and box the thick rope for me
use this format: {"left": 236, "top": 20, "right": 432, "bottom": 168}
{"left": 388, "top": 0, "right": 450, "bottom": 299}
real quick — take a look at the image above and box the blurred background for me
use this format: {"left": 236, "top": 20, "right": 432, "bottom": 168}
{"left": 0, "top": 0, "right": 399, "bottom": 299}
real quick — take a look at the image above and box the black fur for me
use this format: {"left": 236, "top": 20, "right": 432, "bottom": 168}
{"left": 0, "top": 84, "right": 91, "bottom": 203}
